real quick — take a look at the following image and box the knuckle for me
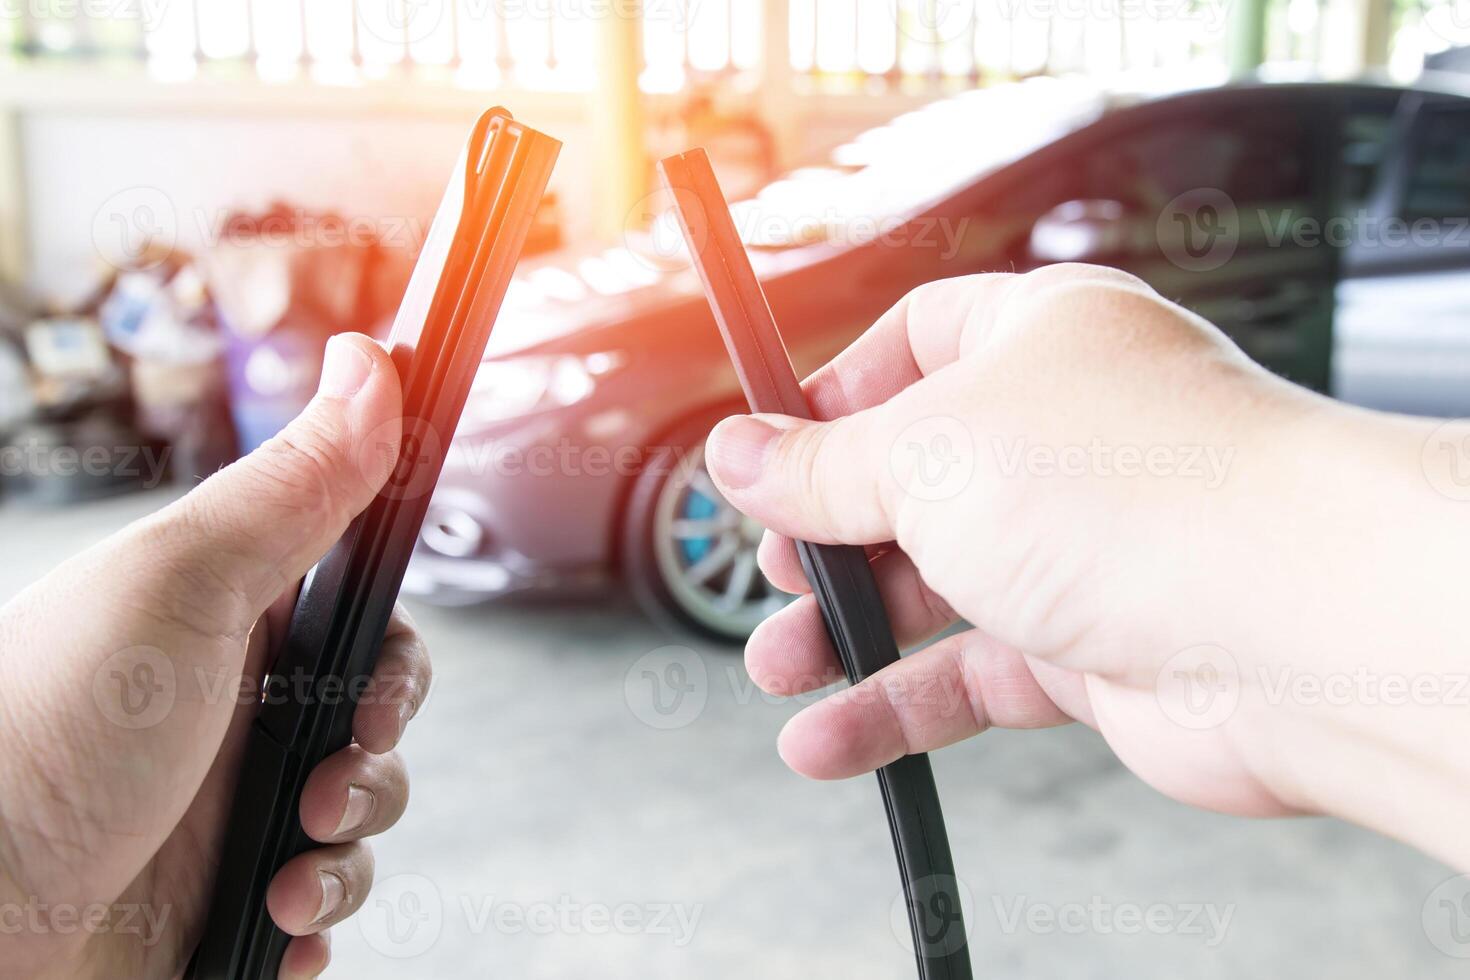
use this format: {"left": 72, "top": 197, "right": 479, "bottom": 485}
{"left": 1030, "top": 277, "right": 1145, "bottom": 321}
{"left": 388, "top": 601, "right": 419, "bottom": 635}
{"left": 907, "top": 560, "right": 955, "bottom": 629}
{"left": 949, "top": 638, "right": 991, "bottom": 734}
{"left": 904, "top": 274, "right": 1001, "bottom": 341}
{"left": 366, "top": 671, "right": 416, "bottom": 718}
{"left": 779, "top": 420, "right": 866, "bottom": 540}
{"left": 250, "top": 411, "right": 356, "bottom": 525}
{"left": 1021, "top": 262, "right": 1148, "bottom": 292}
{"left": 381, "top": 636, "right": 432, "bottom": 704}
{"left": 1012, "top": 276, "right": 1190, "bottom": 358}
{"left": 903, "top": 276, "right": 966, "bottom": 311}
{"left": 779, "top": 423, "right": 833, "bottom": 512}
{"left": 126, "top": 509, "right": 258, "bottom": 638}
{"left": 406, "top": 650, "right": 432, "bottom": 704}
{"left": 396, "top": 667, "right": 429, "bottom": 715}
{"left": 868, "top": 674, "right": 917, "bottom": 757}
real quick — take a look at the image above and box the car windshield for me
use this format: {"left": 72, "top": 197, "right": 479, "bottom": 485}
{"left": 729, "top": 77, "right": 1106, "bottom": 250}
{"left": 487, "top": 76, "right": 1112, "bottom": 357}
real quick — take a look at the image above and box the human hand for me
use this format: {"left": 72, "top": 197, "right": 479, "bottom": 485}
{"left": 0, "top": 333, "right": 430, "bottom": 978}
{"left": 706, "top": 264, "right": 1470, "bottom": 868}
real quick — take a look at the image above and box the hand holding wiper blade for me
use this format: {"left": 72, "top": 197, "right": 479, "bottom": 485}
{"left": 188, "top": 108, "right": 560, "bottom": 980}
{"left": 658, "top": 147, "right": 973, "bottom": 980}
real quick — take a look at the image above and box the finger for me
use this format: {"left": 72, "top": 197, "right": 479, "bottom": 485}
{"left": 299, "top": 744, "right": 409, "bottom": 844}
{"left": 256, "top": 585, "right": 304, "bottom": 675}
{"left": 803, "top": 265, "right": 1150, "bottom": 419}
{"left": 706, "top": 411, "right": 899, "bottom": 544}
{"left": 279, "top": 932, "right": 331, "bottom": 979}
{"left": 1026, "top": 655, "right": 1097, "bottom": 730}
{"left": 776, "top": 630, "right": 1075, "bottom": 780}
{"left": 756, "top": 530, "right": 809, "bottom": 595}
{"left": 746, "top": 550, "right": 959, "bottom": 696}
{"left": 745, "top": 595, "right": 844, "bottom": 695}
{"left": 353, "top": 603, "right": 431, "bottom": 754}
{"left": 153, "top": 332, "right": 403, "bottom": 622}
{"left": 706, "top": 267, "right": 1159, "bottom": 546}
{"left": 756, "top": 531, "right": 892, "bottom": 596}
{"left": 734, "top": 277, "right": 1011, "bottom": 547}
{"left": 266, "top": 841, "right": 375, "bottom": 936}
{"left": 803, "top": 273, "right": 1007, "bottom": 420}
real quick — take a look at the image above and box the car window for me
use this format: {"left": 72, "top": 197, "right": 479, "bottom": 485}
{"left": 1402, "top": 102, "right": 1470, "bottom": 222}
{"left": 982, "top": 95, "right": 1328, "bottom": 270}
{"left": 1080, "top": 104, "right": 1316, "bottom": 214}
{"left": 1337, "top": 94, "right": 1399, "bottom": 212}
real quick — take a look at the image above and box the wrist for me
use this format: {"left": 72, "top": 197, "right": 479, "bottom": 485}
{"left": 1227, "top": 395, "right": 1470, "bottom": 866}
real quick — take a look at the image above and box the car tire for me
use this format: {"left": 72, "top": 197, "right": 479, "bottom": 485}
{"left": 622, "top": 409, "right": 791, "bottom": 644}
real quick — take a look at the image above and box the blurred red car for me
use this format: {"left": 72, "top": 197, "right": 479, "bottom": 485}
{"left": 403, "top": 74, "right": 1470, "bottom": 640}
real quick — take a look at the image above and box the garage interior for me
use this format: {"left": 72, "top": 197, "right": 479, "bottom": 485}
{"left": 1, "top": 1, "right": 1467, "bottom": 977}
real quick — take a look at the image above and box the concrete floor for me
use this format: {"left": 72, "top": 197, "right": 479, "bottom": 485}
{"left": 0, "top": 490, "right": 1464, "bottom": 979}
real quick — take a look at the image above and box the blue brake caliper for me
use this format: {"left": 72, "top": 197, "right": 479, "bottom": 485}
{"left": 679, "top": 481, "right": 718, "bottom": 564}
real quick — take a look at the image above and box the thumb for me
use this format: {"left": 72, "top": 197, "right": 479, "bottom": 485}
{"left": 705, "top": 407, "right": 902, "bottom": 546}
{"left": 156, "top": 333, "right": 403, "bottom": 621}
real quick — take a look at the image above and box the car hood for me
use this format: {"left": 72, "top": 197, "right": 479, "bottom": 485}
{"left": 487, "top": 69, "right": 1405, "bottom": 360}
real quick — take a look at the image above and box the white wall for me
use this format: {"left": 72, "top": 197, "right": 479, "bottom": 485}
{"left": 8, "top": 80, "right": 913, "bottom": 304}
{"left": 19, "top": 105, "right": 597, "bottom": 303}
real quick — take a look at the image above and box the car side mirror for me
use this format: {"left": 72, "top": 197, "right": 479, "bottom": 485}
{"left": 1028, "top": 199, "right": 1130, "bottom": 265}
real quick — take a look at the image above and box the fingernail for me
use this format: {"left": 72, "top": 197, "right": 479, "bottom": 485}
{"left": 708, "top": 417, "right": 778, "bottom": 490}
{"left": 318, "top": 335, "right": 373, "bottom": 399}
{"left": 313, "top": 870, "right": 346, "bottom": 925}
{"left": 397, "top": 699, "right": 416, "bottom": 740}
{"left": 334, "top": 784, "right": 376, "bottom": 838}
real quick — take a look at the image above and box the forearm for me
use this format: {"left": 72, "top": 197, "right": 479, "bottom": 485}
{"left": 1228, "top": 397, "right": 1470, "bottom": 866}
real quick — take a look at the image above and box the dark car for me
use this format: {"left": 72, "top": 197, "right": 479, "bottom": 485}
{"left": 401, "top": 73, "right": 1470, "bottom": 640}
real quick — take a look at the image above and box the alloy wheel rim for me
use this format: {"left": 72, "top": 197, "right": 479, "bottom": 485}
{"left": 651, "top": 440, "right": 790, "bottom": 637}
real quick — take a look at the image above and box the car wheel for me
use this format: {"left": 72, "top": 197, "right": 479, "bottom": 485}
{"left": 623, "top": 412, "right": 792, "bottom": 643}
